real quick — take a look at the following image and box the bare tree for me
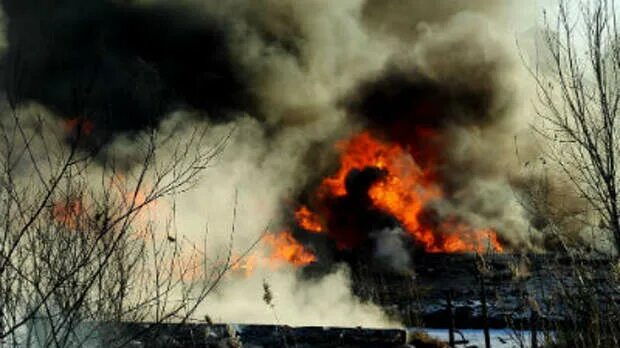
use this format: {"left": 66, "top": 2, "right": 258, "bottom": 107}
{"left": 0, "top": 103, "right": 243, "bottom": 347}
{"left": 533, "top": 0, "right": 620, "bottom": 254}
{"left": 520, "top": 2, "right": 620, "bottom": 344}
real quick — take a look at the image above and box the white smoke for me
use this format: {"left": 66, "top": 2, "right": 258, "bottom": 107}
{"left": 200, "top": 266, "right": 398, "bottom": 327}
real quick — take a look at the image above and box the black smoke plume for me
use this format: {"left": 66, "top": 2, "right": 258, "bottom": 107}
{"left": 1, "top": 0, "right": 250, "bottom": 143}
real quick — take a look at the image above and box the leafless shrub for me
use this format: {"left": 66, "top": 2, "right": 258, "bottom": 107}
{"left": 530, "top": 0, "right": 620, "bottom": 253}
{"left": 519, "top": 0, "right": 620, "bottom": 345}
{"left": 0, "top": 104, "right": 241, "bottom": 347}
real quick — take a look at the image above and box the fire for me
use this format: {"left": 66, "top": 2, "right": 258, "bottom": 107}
{"left": 433, "top": 224, "right": 504, "bottom": 253}
{"left": 263, "top": 230, "right": 316, "bottom": 266}
{"left": 230, "top": 230, "right": 316, "bottom": 276}
{"left": 295, "top": 205, "right": 324, "bottom": 233}
{"left": 231, "top": 253, "right": 260, "bottom": 276}
{"left": 310, "top": 131, "right": 504, "bottom": 253}
{"left": 50, "top": 175, "right": 158, "bottom": 237}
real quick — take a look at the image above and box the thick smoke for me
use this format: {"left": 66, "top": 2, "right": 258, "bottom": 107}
{"left": 342, "top": 12, "right": 539, "bottom": 249}
{"left": 199, "top": 266, "right": 399, "bottom": 328}
{"left": 0, "top": 0, "right": 583, "bottom": 327}
{"left": 372, "top": 227, "right": 413, "bottom": 275}
{"left": 1, "top": 0, "right": 249, "bottom": 144}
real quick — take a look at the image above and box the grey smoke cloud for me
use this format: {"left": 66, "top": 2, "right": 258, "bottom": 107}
{"left": 372, "top": 227, "right": 413, "bottom": 275}
{"left": 0, "top": 0, "right": 586, "bottom": 326}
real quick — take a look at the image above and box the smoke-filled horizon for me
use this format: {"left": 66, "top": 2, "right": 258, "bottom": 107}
{"left": 0, "top": 0, "right": 593, "bottom": 327}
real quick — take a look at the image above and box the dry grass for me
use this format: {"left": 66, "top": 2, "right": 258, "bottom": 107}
{"left": 408, "top": 330, "right": 449, "bottom": 348}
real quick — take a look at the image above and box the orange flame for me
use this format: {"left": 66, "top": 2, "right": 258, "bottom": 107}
{"left": 50, "top": 175, "right": 158, "bottom": 238}
{"left": 316, "top": 131, "right": 504, "bottom": 253}
{"left": 263, "top": 230, "right": 316, "bottom": 266}
{"left": 230, "top": 231, "right": 316, "bottom": 276}
{"left": 433, "top": 224, "right": 504, "bottom": 253}
{"left": 295, "top": 205, "right": 324, "bottom": 233}
{"left": 231, "top": 253, "right": 260, "bottom": 276}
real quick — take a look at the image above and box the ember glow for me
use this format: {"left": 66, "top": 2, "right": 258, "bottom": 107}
{"left": 302, "top": 131, "right": 504, "bottom": 253}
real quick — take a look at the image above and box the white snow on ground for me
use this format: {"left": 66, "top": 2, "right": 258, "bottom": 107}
{"left": 413, "top": 328, "right": 552, "bottom": 348}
